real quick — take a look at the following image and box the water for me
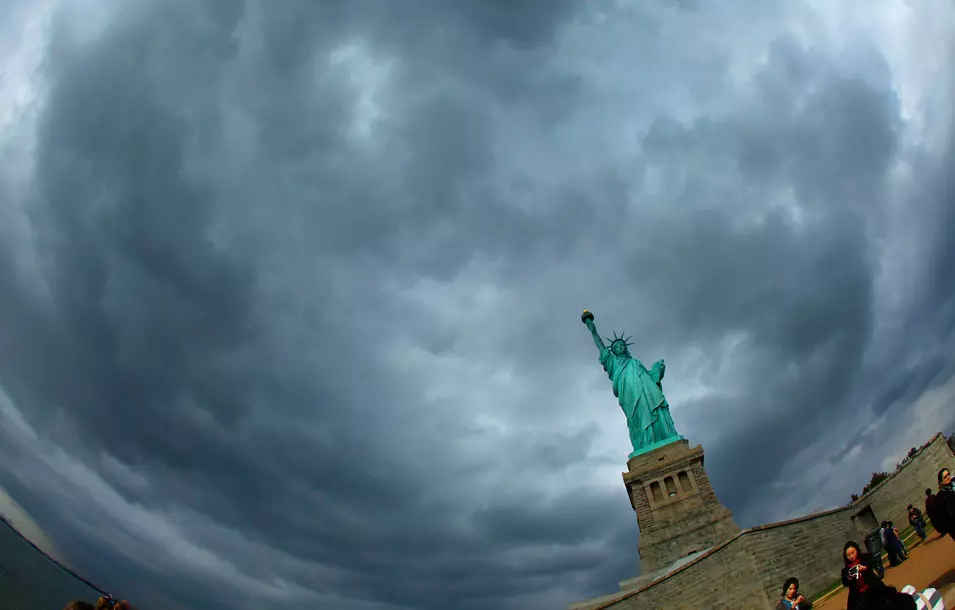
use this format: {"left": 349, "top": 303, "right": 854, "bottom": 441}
{"left": 0, "top": 519, "right": 104, "bottom": 610}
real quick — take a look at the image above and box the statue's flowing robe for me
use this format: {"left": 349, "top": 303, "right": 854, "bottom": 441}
{"left": 599, "top": 347, "right": 678, "bottom": 450}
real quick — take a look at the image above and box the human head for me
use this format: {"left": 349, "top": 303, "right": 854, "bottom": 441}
{"left": 880, "top": 521, "right": 888, "bottom": 529}
{"left": 63, "top": 602, "right": 95, "bottom": 610}
{"left": 939, "top": 468, "right": 952, "bottom": 486}
{"left": 927, "top": 487, "right": 934, "bottom": 496}
{"left": 908, "top": 504, "right": 913, "bottom": 510}
{"left": 844, "top": 541, "right": 861, "bottom": 565}
{"left": 781, "top": 577, "right": 799, "bottom": 600}
{"left": 95, "top": 597, "right": 132, "bottom": 610}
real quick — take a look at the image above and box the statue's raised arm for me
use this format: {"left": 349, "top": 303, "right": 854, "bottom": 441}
{"left": 579, "top": 309, "right": 682, "bottom": 459}
{"left": 581, "top": 310, "right": 606, "bottom": 353}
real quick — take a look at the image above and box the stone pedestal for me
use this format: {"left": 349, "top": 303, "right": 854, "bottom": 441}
{"left": 622, "top": 438, "right": 740, "bottom": 576}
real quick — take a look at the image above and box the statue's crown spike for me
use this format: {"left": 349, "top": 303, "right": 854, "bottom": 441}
{"left": 608, "top": 330, "right": 634, "bottom": 349}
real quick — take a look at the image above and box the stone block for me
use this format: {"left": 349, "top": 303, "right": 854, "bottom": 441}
{"left": 622, "top": 439, "right": 741, "bottom": 575}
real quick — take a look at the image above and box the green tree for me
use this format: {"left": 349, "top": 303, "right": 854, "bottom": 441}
{"left": 860, "top": 471, "right": 889, "bottom": 497}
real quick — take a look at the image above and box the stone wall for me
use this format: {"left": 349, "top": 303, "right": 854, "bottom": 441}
{"left": 583, "top": 433, "right": 954, "bottom": 610}
{"left": 623, "top": 440, "right": 740, "bottom": 576}
{"left": 747, "top": 506, "right": 860, "bottom": 604}
{"left": 860, "top": 433, "right": 954, "bottom": 532}
{"left": 602, "top": 535, "right": 768, "bottom": 610}
{"left": 591, "top": 506, "right": 856, "bottom": 610}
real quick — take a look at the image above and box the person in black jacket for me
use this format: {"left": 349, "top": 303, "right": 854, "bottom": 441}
{"left": 937, "top": 468, "right": 955, "bottom": 542}
{"left": 925, "top": 486, "right": 947, "bottom": 538}
{"left": 841, "top": 541, "right": 916, "bottom": 610}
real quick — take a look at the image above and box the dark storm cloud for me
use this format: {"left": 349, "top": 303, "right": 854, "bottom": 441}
{"left": 549, "top": 36, "right": 903, "bottom": 514}
{"left": 0, "top": 1, "right": 953, "bottom": 609}
{"left": 870, "top": 355, "right": 950, "bottom": 416}
{"left": 2, "top": 1, "right": 610, "bottom": 607}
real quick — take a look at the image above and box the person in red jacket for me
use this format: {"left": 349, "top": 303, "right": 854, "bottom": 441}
{"left": 841, "top": 541, "right": 916, "bottom": 610}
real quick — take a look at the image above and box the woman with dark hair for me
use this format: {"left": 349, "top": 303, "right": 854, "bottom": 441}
{"left": 95, "top": 596, "right": 136, "bottom": 610}
{"left": 775, "top": 576, "right": 812, "bottom": 609}
{"left": 841, "top": 541, "right": 916, "bottom": 610}
{"left": 936, "top": 468, "right": 955, "bottom": 542}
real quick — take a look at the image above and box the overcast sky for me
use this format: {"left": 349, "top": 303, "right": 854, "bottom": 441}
{"left": 1, "top": 1, "right": 954, "bottom": 609}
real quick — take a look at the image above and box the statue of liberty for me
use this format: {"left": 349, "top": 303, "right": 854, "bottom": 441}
{"left": 581, "top": 310, "right": 682, "bottom": 458}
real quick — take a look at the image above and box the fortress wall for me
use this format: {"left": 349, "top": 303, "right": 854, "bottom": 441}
{"left": 744, "top": 506, "right": 860, "bottom": 603}
{"left": 598, "top": 506, "right": 858, "bottom": 609}
{"left": 859, "top": 433, "right": 954, "bottom": 532}
{"left": 602, "top": 535, "right": 768, "bottom": 609}
{"left": 594, "top": 433, "right": 954, "bottom": 610}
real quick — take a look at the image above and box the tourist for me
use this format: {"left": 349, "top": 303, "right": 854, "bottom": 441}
{"left": 925, "top": 487, "right": 945, "bottom": 537}
{"left": 62, "top": 595, "right": 135, "bottom": 610}
{"left": 95, "top": 596, "right": 136, "bottom": 610}
{"left": 775, "top": 577, "right": 812, "bottom": 609}
{"left": 907, "top": 504, "right": 927, "bottom": 542}
{"left": 888, "top": 521, "right": 908, "bottom": 558}
{"left": 936, "top": 468, "right": 955, "bottom": 542}
{"left": 880, "top": 521, "right": 904, "bottom": 566}
{"left": 841, "top": 541, "right": 916, "bottom": 610}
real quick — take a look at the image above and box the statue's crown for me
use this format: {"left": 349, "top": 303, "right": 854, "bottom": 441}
{"left": 606, "top": 331, "right": 633, "bottom": 351}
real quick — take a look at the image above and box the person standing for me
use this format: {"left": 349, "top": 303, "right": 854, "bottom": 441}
{"left": 908, "top": 505, "right": 927, "bottom": 542}
{"left": 936, "top": 468, "right": 955, "bottom": 542}
{"left": 881, "top": 521, "right": 903, "bottom": 566}
{"left": 888, "top": 521, "right": 908, "bottom": 558}
{"left": 841, "top": 541, "right": 916, "bottom": 610}
{"left": 926, "top": 487, "right": 945, "bottom": 538}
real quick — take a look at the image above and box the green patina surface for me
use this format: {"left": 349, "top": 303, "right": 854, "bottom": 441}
{"left": 581, "top": 310, "right": 682, "bottom": 459}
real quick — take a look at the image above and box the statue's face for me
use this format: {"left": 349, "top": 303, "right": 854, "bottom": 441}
{"left": 611, "top": 341, "right": 628, "bottom": 356}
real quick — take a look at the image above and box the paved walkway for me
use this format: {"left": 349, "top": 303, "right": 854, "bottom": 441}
{"left": 816, "top": 533, "right": 955, "bottom": 609}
